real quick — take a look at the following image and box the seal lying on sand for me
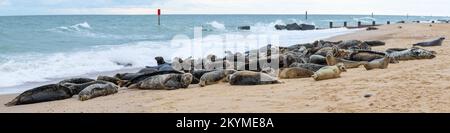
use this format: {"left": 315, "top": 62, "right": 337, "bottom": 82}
{"left": 191, "top": 69, "right": 215, "bottom": 84}
{"left": 60, "top": 80, "right": 112, "bottom": 95}
{"left": 289, "top": 63, "right": 326, "bottom": 72}
{"left": 5, "top": 84, "right": 73, "bottom": 107}
{"left": 312, "top": 63, "right": 347, "bottom": 81}
{"left": 122, "top": 70, "right": 184, "bottom": 87}
{"left": 199, "top": 69, "right": 236, "bottom": 87}
{"left": 279, "top": 67, "right": 314, "bottom": 79}
{"left": 364, "top": 40, "right": 385, "bottom": 47}
{"left": 337, "top": 40, "right": 371, "bottom": 50}
{"left": 78, "top": 83, "right": 118, "bottom": 101}
{"left": 97, "top": 76, "right": 121, "bottom": 85}
{"left": 348, "top": 50, "right": 386, "bottom": 62}
{"left": 363, "top": 57, "right": 390, "bottom": 70}
{"left": 129, "top": 73, "right": 193, "bottom": 90}
{"left": 59, "top": 78, "right": 95, "bottom": 85}
{"left": 413, "top": 37, "right": 445, "bottom": 47}
{"left": 386, "top": 47, "right": 436, "bottom": 60}
{"left": 115, "top": 73, "right": 145, "bottom": 81}
{"left": 314, "top": 53, "right": 367, "bottom": 68}
{"left": 229, "top": 71, "right": 282, "bottom": 85}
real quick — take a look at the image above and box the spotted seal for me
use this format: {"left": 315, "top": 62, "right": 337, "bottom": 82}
{"left": 199, "top": 69, "right": 237, "bottom": 87}
{"left": 60, "top": 80, "right": 112, "bottom": 95}
{"left": 386, "top": 47, "right": 436, "bottom": 60}
{"left": 78, "top": 83, "right": 119, "bottom": 101}
{"left": 129, "top": 73, "right": 193, "bottom": 90}
{"left": 122, "top": 70, "right": 184, "bottom": 87}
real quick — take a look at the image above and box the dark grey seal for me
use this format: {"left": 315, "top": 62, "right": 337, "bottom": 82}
{"left": 229, "top": 71, "right": 282, "bottom": 85}
{"left": 413, "top": 37, "right": 445, "bottom": 47}
{"left": 289, "top": 63, "right": 326, "bottom": 72}
{"left": 5, "top": 84, "right": 73, "bottom": 107}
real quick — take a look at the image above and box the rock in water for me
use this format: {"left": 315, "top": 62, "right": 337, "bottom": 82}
{"left": 286, "top": 23, "right": 302, "bottom": 30}
{"left": 300, "top": 24, "right": 315, "bottom": 30}
{"left": 5, "top": 84, "right": 73, "bottom": 106}
{"left": 78, "top": 83, "right": 119, "bottom": 101}
{"left": 238, "top": 26, "right": 251, "bottom": 30}
{"left": 274, "top": 25, "right": 287, "bottom": 30}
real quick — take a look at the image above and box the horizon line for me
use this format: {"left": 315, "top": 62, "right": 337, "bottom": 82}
{"left": 1, "top": 13, "right": 448, "bottom": 17}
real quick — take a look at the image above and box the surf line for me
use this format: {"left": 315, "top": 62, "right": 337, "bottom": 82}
{"left": 176, "top": 117, "right": 211, "bottom": 131}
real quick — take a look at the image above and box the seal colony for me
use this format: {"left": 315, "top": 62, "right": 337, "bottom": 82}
{"left": 4, "top": 36, "right": 444, "bottom": 106}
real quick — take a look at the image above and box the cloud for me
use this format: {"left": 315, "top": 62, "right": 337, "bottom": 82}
{"left": 0, "top": 0, "right": 10, "bottom": 6}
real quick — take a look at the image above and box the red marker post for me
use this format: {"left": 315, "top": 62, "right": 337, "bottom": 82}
{"left": 157, "top": 9, "right": 161, "bottom": 26}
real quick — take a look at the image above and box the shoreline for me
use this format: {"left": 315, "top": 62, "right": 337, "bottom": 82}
{"left": 1, "top": 23, "right": 449, "bottom": 113}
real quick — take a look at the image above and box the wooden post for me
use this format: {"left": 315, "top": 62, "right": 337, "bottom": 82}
{"left": 305, "top": 11, "right": 308, "bottom": 20}
{"left": 329, "top": 22, "right": 333, "bottom": 28}
{"left": 358, "top": 21, "right": 361, "bottom": 27}
{"left": 157, "top": 9, "right": 161, "bottom": 26}
{"left": 372, "top": 21, "right": 376, "bottom": 26}
{"left": 344, "top": 22, "right": 347, "bottom": 27}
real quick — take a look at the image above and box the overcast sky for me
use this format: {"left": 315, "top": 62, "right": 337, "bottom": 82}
{"left": 0, "top": 0, "right": 449, "bottom": 16}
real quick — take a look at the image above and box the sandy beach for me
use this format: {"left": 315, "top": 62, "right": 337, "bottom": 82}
{"left": 1, "top": 23, "right": 449, "bottom": 113}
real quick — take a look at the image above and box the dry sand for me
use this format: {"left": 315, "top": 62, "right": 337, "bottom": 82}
{"left": 1, "top": 23, "right": 449, "bottom": 113}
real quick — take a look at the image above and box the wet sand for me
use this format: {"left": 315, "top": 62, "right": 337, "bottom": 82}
{"left": 1, "top": 23, "right": 449, "bottom": 113}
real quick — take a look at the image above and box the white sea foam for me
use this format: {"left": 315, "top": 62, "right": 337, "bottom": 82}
{"left": 206, "top": 21, "right": 226, "bottom": 31}
{"left": 48, "top": 22, "right": 148, "bottom": 40}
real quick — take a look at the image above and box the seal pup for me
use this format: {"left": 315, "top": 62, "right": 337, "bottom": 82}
{"left": 413, "top": 37, "right": 445, "bottom": 47}
{"left": 5, "top": 84, "right": 73, "bottom": 107}
{"left": 386, "top": 47, "right": 436, "bottom": 60}
{"left": 363, "top": 57, "right": 390, "bottom": 70}
{"left": 199, "top": 69, "right": 237, "bottom": 87}
{"left": 129, "top": 73, "right": 193, "bottom": 90}
{"left": 78, "top": 83, "right": 119, "bottom": 101}
{"left": 279, "top": 67, "right": 314, "bottom": 79}
{"left": 312, "top": 63, "right": 347, "bottom": 81}
{"left": 229, "top": 71, "right": 282, "bottom": 85}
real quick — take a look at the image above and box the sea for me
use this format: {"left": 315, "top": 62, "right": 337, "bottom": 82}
{"left": 0, "top": 14, "right": 448, "bottom": 94}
